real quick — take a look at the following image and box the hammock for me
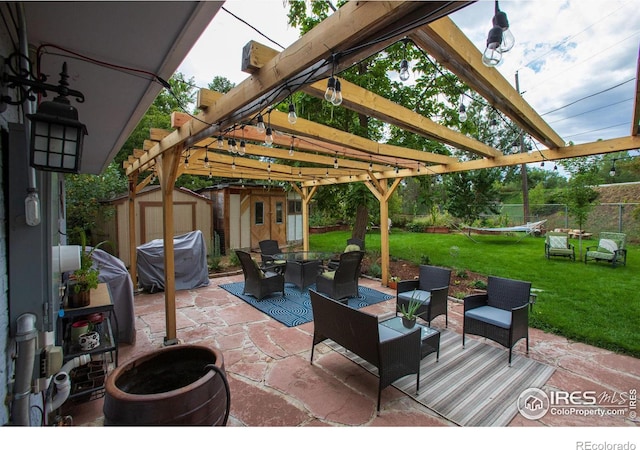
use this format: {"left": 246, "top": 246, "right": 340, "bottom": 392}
{"left": 461, "top": 219, "right": 547, "bottom": 243}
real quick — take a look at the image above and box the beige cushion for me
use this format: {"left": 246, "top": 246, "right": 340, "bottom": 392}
{"left": 321, "top": 271, "right": 336, "bottom": 280}
{"left": 344, "top": 244, "right": 360, "bottom": 252}
{"left": 252, "top": 259, "right": 265, "bottom": 278}
{"left": 549, "top": 235, "right": 567, "bottom": 248}
{"left": 598, "top": 238, "right": 618, "bottom": 253}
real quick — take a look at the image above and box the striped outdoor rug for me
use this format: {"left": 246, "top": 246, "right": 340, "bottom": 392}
{"left": 327, "top": 328, "right": 555, "bottom": 426}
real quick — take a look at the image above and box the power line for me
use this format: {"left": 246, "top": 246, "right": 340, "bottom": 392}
{"left": 547, "top": 98, "right": 632, "bottom": 124}
{"left": 540, "top": 78, "right": 634, "bottom": 116}
{"left": 221, "top": 6, "right": 286, "bottom": 50}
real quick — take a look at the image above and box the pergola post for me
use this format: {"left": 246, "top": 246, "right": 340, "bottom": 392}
{"left": 156, "top": 146, "right": 182, "bottom": 345}
{"left": 292, "top": 183, "right": 317, "bottom": 251}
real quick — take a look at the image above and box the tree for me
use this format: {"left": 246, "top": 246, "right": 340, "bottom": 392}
{"left": 443, "top": 169, "right": 502, "bottom": 224}
{"left": 559, "top": 157, "right": 600, "bottom": 258}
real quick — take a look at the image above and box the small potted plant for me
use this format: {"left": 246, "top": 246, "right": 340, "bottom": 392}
{"left": 388, "top": 276, "right": 400, "bottom": 290}
{"left": 67, "top": 229, "right": 108, "bottom": 308}
{"left": 399, "top": 290, "right": 422, "bottom": 328}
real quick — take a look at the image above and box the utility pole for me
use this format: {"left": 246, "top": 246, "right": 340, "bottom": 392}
{"left": 515, "top": 71, "right": 530, "bottom": 223}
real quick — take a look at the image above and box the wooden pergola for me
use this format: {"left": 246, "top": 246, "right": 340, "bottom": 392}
{"left": 122, "top": 1, "right": 640, "bottom": 343}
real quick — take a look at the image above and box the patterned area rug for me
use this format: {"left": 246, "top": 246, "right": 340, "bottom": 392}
{"left": 328, "top": 328, "right": 555, "bottom": 426}
{"left": 220, "top": 282, "right": 394, "bottom": 327}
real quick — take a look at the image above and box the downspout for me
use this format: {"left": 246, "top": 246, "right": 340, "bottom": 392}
{"left": 15, "top": 3, "right": 41, "bottom": 224}
{"left": 45, "top": 354, "right": 91, "bottom": 414}
{"left": 11, "top": 313, "right": 37, "bottom": 426}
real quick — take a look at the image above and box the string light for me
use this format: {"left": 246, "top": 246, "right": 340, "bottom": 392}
{"left": 458, "top": 102, "right": 467, "bottom": 122}
{"left": 203, "top": 147, "right": 210, "bottom": 168}
{"left": 256, "top": 113, "right": 266, "bottom": 134}
{"left": 324, "top": 76, "right": 336, "bottom": 102}
{"left": 482, "top": 1, "right": 514, "bottom": 67}
{"left": 332, "top": 79, "right": 343, "bottom": 106}
{"left": 399, "top": 39, "right": 410, "bottom": 82}
{"left": 265, "top": 112, "right": 273, "bottom": 146}
{"left": 217, "top": 135, "right": 224, "bottom": 149}
{"left": 232, "top": 157, "right": 236, "bottom": 170}
{"left": 333, "top": 153, "right": 339, "bottom": 169}
{"left": 239, "top": 139, "right": 246, "bottom": 156}
{"left": 287, "top": 101, "right": 297, "bottom": 124}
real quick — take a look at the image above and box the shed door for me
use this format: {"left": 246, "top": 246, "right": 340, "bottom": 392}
{"left": 250, "top": 195, "right": 286, "bottom": 249}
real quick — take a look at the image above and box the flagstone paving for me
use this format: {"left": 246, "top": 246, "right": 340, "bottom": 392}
{"left": 61, "top": 274, "right": 639, "bottom": 428}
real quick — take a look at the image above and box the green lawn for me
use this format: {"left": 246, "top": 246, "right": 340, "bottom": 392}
{"left": 310, "top": 230, "right": 640, "bottom": 358}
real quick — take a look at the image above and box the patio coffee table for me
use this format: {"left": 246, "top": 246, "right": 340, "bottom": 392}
{"left": 380, "top": 317, "right": 440, "bottom": 360}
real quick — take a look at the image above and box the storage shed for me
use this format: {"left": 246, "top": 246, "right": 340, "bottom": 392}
{"left": 97, "top": 186, "right": 214, "bottom": 267}
{"left": 199, "top": 183, "right": 302, "bottom": 255}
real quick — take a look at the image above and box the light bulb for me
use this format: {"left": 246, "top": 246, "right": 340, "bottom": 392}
{"left": 288, "top": 103, "right": 297, "bottom": 124}
{"left": 289, "top": 145, "right": 294, "bottom": 157}
{"left": 256, "top": 113, "right": 266, "bottom": 134}
{"left": 204, "top": 154, "right": 210, "bottom": 168}
{"left": 232, "top": 139, "right": 239, "bottom": 152}
{"left": 25, "top": 189, "right": 40, "bottom": 226}
{"left": 239, "top": 140, "right": 246, "bottom": 155}
{"left": 184, "top": 155, "right": 189, "bottom": 168}
{"left": 458, "top": 103, "right": 467, "bottom": 122}
{"left": 334, "top": 157, "right": 339, "bottom": 169}
{"left": 609, "top": 166, "right": 616, "bottom": 177}
{"left": 500, "top": 29, "right": 515, "bottom": 53}
{"left": 324, "top": 77, "right": 336, "bottom": 102}
{"left": 217, "top": 135, "right": 224, "bottom": 149}
{"left": 482, "top": 26, "right": 503, "bottom": 67}
{"left": 493, "top": 10, "right": 515, "bottom": 53}
{"left": 265, "top": 128, "right": 273, "bottom": 146}
{"left": 267, "top": 163, "right": 271, "bottom": 173}
{"left": 332, "top": 79, "right": 343, "bottom": 106}
{"left": 232, "top": 159, "right": 236, "bottom": 170}
{"left": 399, "top": 59, "right": 410, "bottom": 81}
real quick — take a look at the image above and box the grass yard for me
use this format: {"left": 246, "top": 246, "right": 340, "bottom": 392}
{"left": 310, "top": 230, "right": 640, "bottom": 358}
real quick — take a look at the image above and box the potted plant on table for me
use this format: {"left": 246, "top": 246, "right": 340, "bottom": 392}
{"left": 67, "top": 229, "right": 107, "bottom": 308}
{"left": 399, "top": 290, "right": 422, "bottom": 328}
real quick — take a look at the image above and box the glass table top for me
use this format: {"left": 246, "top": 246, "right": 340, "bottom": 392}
{"left": 380, "top": 316, "right": 439, "bottom": 339}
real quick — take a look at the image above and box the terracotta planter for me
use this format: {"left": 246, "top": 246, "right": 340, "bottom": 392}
{"left": 68, "top": 289, "right": 90, "bottom": 308}
{"left": 388, "top": 281, "right": 398, "bottom": 290}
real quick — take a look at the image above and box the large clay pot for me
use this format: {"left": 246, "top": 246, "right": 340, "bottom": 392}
{"left": 68, "top": 289, "right": 90, "bottom": 308}
{"left": 103, "top": 345, "right": 230, "bottom": 426}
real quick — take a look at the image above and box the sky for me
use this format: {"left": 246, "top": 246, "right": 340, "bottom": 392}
{"left": 177, "top": 0, "right": 640, "bottom": 151}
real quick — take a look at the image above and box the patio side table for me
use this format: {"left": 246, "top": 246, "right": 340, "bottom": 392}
{"left": 380, "top": 317, "right": 440, "bottom": 360}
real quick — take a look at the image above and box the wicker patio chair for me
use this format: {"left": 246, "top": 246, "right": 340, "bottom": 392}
{"left": 316, "top": 250, "right": 364, "bottom": 302}
{"left": 258, "top": 239, "right": 287, "bottom": 273}
{"left": 463, "top": 275, "right": 531, "bottom": 365}
{"left": 396, "top": 265, "right": 452, "bottom": 327}
{"left": 327, "top": 237, "right": 365, "bottom": 269}
{"left": 584, "top": 232, "right": 627, "bottom": 267}
{"left": 236, "top": 250, "right": 285, "bottom": 300}
{"left": 545, "top": 231, "right": 575, "bottom": 261}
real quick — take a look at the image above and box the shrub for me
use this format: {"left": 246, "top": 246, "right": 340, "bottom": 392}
{"left": 420, "top": 254, "right": 430, "bottom": 265}
{"left": 367, "top": 263, "right": 382, "bottom": 278}
{"left": 472, "top": 280, "right": 487, "bottom": 290}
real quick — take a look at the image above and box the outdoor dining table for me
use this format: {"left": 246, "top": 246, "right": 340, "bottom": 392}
{"left": 272, "top": 251, "right": 338, "bottom": 290}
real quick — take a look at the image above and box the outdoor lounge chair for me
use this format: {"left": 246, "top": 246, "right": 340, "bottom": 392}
{"left": 463, "top": 275, "right": 531, "bottom": 365}
{"left": 236, "top": 250, "right": 285, "bottom": 300}
{"left": 584, "top": 232, "right": 627, "bottom": 267}
{"left": 258, "top": 239, "right": 287, "bottom": 273}
{"left": 316, "top": 250, "right": 364, "bottom": 301}
{"left": 545, "top": 231, "right": 575, "bottom": 261}
{"left": 396, "top": 265, "right": 452, "bottom": 327}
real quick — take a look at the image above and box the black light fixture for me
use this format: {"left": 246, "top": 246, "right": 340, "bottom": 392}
{"left": 1, "top": 55, "right": 87, "bottom": 173}
{"left": 399, "top": 39, "right": 411, "bottom": 82}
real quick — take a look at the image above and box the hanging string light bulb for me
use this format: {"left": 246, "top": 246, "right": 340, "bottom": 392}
{"left": 288, "top": 101, "right": 297, "bottom": 124}
{"left": 267, "top": 162, "right": 271, "bottom": 173}
{"left": 334, "top": 153, "right": 339, "bottom": 169}
{"left": 217, "top": 134, "right": 224, "bottom": 149}
{"left": 232, "top": 157, "right": 236, "bottom": 170}
{"left": 369, "top": 158, "right": 373, "bottom": 171}
{"left": 265, "top": 112, "right": 273, "bottom": 146}
{"left": 458, "top": 101, "right": 467, "bottom": 122}
{"left": 332, "top": 79, "right": 343, "bottom": 106}
{"left": 493, "top": 1, "right": 515, "bottom": 53}
{"left": 256, "top": 113, "right": 266, "bottom": 134}
{"left": 239, "top": 139, "right": 246, "bottom": 156}
{"left": 184, "top": 150, "right": 190, "bottom": 168}
{"left": 399, "top": 39, "right": 411, "bottom": 82}
{"left": 203, "top": 147, "right": 210, "bottom": 168}
{"left": 324, "top": 76, "right": 336, "bottom": 102}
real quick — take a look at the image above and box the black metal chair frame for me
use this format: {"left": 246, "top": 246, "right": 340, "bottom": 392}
{"left": 396, "top": 265, "right": 452, "bottom": 327}
{"left": 309, "top": 289, "right": 421, "bottom": 412}
{"left": 235, "top": 250, "right": 285, "bottom": 300}
{"left": 316, "top": 250, "right": 364, "bottom": 301}
{"left": 462, "top": 275, "right": 531, "bottom": 365}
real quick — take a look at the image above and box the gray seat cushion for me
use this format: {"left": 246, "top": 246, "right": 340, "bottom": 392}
{"left": 465, "top": 305, "right": 511, "bottom": 328}
{"left": 397, "top": 289, "right": 431, "bottom": 304}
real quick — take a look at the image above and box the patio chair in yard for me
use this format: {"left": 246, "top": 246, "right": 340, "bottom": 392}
{"left": 396, "top": 265, "right": 452, "bottom": 327}
{"left": 316, "top": 250, "right": 364, "bottom": 302}
{"left": 545, "top": 231, "right": 575, "bottom": 261}
{"left": 463, "top": 275, "right": 531, "bottom": 365}
{"left": 584, "top": 232, "right": 627, "bottom": 267}
{"left": 236, "top": 250, "right": 285, "bottom": 300}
